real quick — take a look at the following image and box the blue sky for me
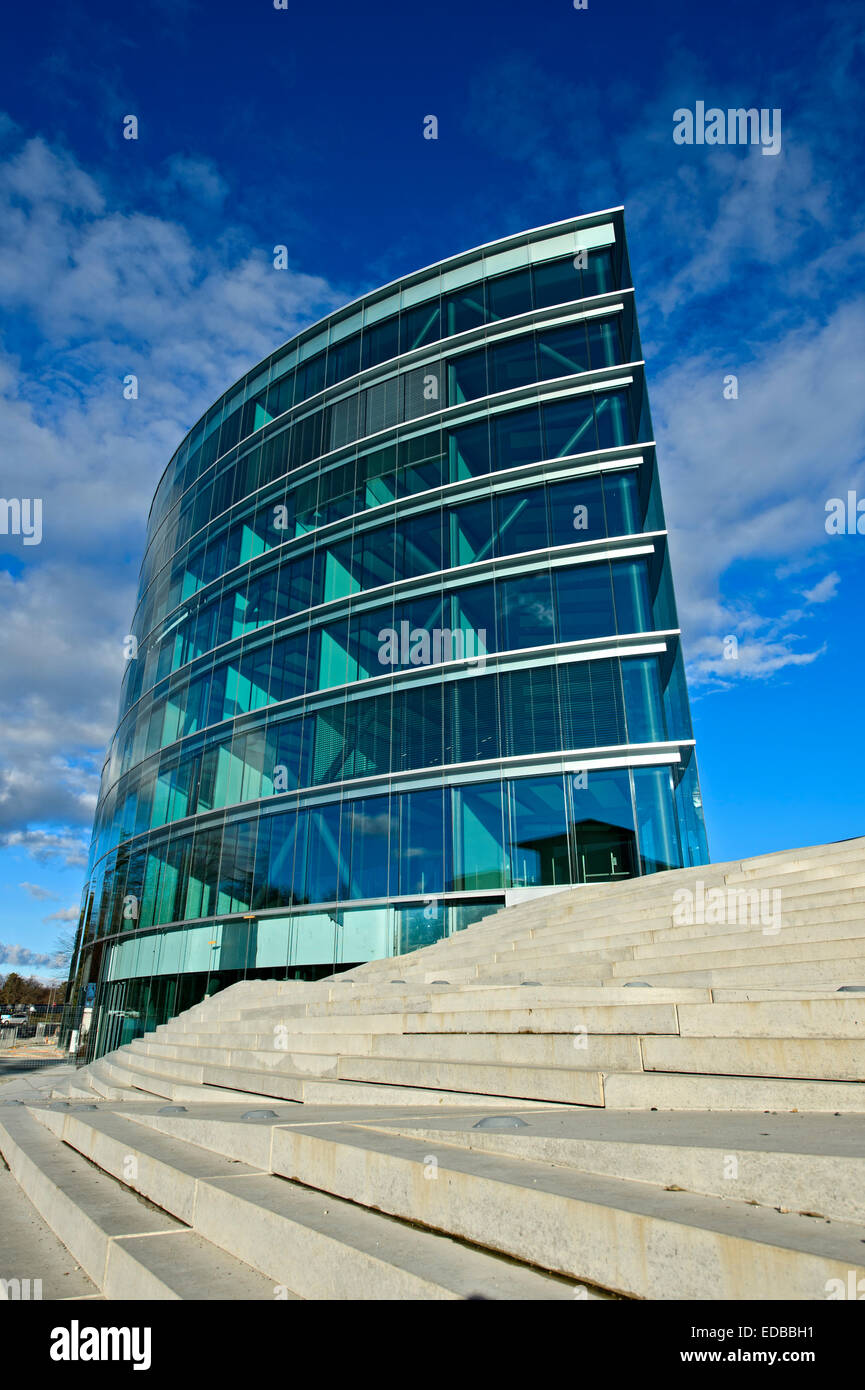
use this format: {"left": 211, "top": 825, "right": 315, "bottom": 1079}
{"left": 1, "top": 0, "right": 863, "bottom": 979}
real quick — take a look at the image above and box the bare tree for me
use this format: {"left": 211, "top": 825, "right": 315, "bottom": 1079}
{"left": 52, "top": 927, "right": 77, "bottom": 973}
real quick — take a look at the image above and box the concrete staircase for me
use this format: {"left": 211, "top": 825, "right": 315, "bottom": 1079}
{"left": 2, "top": 836, "right": 863, "bottom": 1299}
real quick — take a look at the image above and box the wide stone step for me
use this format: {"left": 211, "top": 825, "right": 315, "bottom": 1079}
{"left": 534, "top": 859, "right": 865, "bottom": 923}
{"left": 374, "top": 1108, "right": 865, "bottom": 1225}
{"left": 115, "top": 1046, "right": 207, "bottom": 1084}
{"left": 130, "top": 1037, "right": 372, "bottom": 1067}
{"left": 113, "top": 1047, "right": 570, "bottom": 1109}
{"left": 190, "top": 1054, "right": 589, "bottom": 1107}
{"left": 94, "top": 1054, "right": 290, "bottom": 1106}
{"left": 630, "top": 915, "right": 865, "bottom": 959}
{"left": 506, "top": 891, "right": 865, "bottom": 950}
{"left": 712, "top": 989, "right": 861, "bottom": 1001}
{"left": 255, "top": 1116, "right": 865, "bottom": 1299}
{"left": 335, "top": 1055, "right": 604, "bottom": 1104}
{"left": 484, "top": 879, "right": 865, "bottom": 946}
{"left": 221, "top": 984, "right": 710, "bottom": 1020}
{"left": 729, "top": 839, "right": 865, "bottom": 873}
{"left": 602, "top": 1070, "right": 865, "bottom": 1112}
{"left": 295, "top": 1079, "right": 565, "bottom": 1108}
{"left": 451, "top": 846, "right": 865, "bottom": 939}
{"left": 607, "top": 961, "right": 864, "bottom": 990}
{"left": 134, "top": 1032, "right": 641, "bottom": 1070}
{"left": 85, "top": 1061, "right": 145, "bottom": 1101}
{"left": 147, "top": 1002, "right": 683, "bottom": 1049}
{"left": 179, "top": 1033, "right": 638, "bottom": 1072}
{"left": 483, "top": 916, "right": 865, "bottom": 975}
{"left": 611, "top": 936, "right": 865, "bottom": 977}
{"left": 677, "top": 998, "right": 865, "bottom": 1038}
{"left": 169, "top": 1011, "right": 407, "bottom": 1036}
{"left": 181, "top": 987, "right": 711, "bottom": 1035}
{"left": 0, "top": 1163, "right": 102, "bottom": 1301}
{"left": 0, "top": 1107, "right": 281, "bottom": 1300}
{"left": 424, "top": 964, "right": 615, "bottom": 986}
{"left": 30, "top": 1105, "right": 579, "bottom": 1300}
{"left": 468, "top": 924, "right": 864, "bottom": 982}
{"left": 641, "top": 1036, "right": 865, "bottom": 1082}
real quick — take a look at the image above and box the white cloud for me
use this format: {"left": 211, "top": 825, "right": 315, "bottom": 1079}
{"left": 653, "top": 300, "right": 865, "bottom": 683}
{"left": 163, "top": 154, "right": 228, "bottom": 206}
{"left": 0, "top": 129, "right": 346, "bottom": 866}
{"left": 18, "top": 882, "right": 58, "bottom": 901}
{"left": 0, "top": 940, "right": 64, "bottom": 969}
{"left": 802, "top": 571, "right": 840, "bottom": 604}
{"left": 2, "top": 829, "right": 93, "bottom": 869}
{"left": 42, "top": 906, "right": 79, "bottom": 924}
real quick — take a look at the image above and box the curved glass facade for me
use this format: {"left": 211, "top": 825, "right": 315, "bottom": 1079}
{"left": 67, "top": 209, "right": 709, "bottom": 1059}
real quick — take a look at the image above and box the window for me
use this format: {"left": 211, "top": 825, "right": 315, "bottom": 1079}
{"left": 452, "top": 582, "right": 496, "bottom": 660}
{"left": 401, "top": 300, "right": 442, "bottom": 352}
{"left": 318, "top": 620, "right": 356, "bottom": 690}
{"left": 361, "top": 317, "right": 400, "bottom": 372}
{"left": 570, "top": 767, "right": 636, "bottom": 881}
{"left": 446, "top": 283, "right": 486, "bottom": 335}
{"left": 450, "top": 671, "right": 499, "bottom": 764}
{"left": 326, "top": 333, "right": 361, "bottom": 388}
{"left": 623, "top": 656, "right": 670, "bottom": 745}
{"left": 448, "top": 497, "right": 494, "bottom": 566}
{"left": 267, "top": 716, "right": 308, "bottom": 793}
{"left": 449, "top": 420, "right": 490, "bottom": 480}
{"left": 323, "top": 540, "right": 360, "bottom": 602}
{"left": 537, "top": 323, "right": 590, "bottom": 380}
{"left": 362, "top": 442, "right": 397, "bottom": 506}
{"left": 395, "top": 511, "right": 444, "bottom": 580}
{"left": 507, "top": 777, "right": 570, "bottom": 887}
{"left": 306, "top": 803, "right": 348, "bottom": 903}
{"left": 498, "top": 571, "right": 555, "bottom": 649}
{"left": 583, "top": 248, "right": 614, "bottom": 296}
{"left": 264, "top": 809, "right": 306, "bottom": 907}
{"left": 392, "top": 683, "right": 444, "bottom": 772}
{"left": 500, "top": 665, "right": 559, "bottom": 756}
{"left": 487, "top": 268, "right": 533, "bottom": 321}
{"left": 556, "top": 563, "right": 615, "bottom": 642}
{"left": 487, "top": 335, "right": 537, "bottom": 396}
{"left": 399, "top": 788, "right": 446, "bottom": 895}
{"left": 451, "top": 783, "right": 504, "bottom": 890}
{"left": 633, "top": 766, "right": 679, "bottom": 874}
{"left": 449, "top": 349, "right": 488, "bottom": 405}
{"left": 270, "top": 634, "right": 310, "bottom": 702}
{"left": 398, "top": 431, "right": 445, "bottom": 495}
{"left": 491, "top": 406, "right": 542, "bottom": 472}
{"left": 533, "top": 256, "right": 581, "bottom": 309}
{"left": 347, "top": 796, "right": 393, "bottom": 899}
{"left": 359, "top": 523, "right": 396, "bottom": 591}
{"left": 587, "top": 317, "right": 622, "bottom": 369}
{"left": 602, "top": 470, "right": 640, "bottom": 536}
{"left": 352, "top": 600, "right": 394, "bottom": 680}
{"left": 494, "top": 487, "right": 549, "bottom": 556}
{"left": 549, "top": 474, "right": 605, "bottom": 546}
{"left": 612, "top": 559, "right": 652, "bottom": 634}
{"left": 544, "top": 396, "right": 596, "bottom": 458}
{"left": 595, "top": 389, "right": 631, "bottom": 448}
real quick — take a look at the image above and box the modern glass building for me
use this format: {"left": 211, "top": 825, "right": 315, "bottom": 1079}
{"left": 67, "top": 208, "right": 709, "bottom": 1059}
